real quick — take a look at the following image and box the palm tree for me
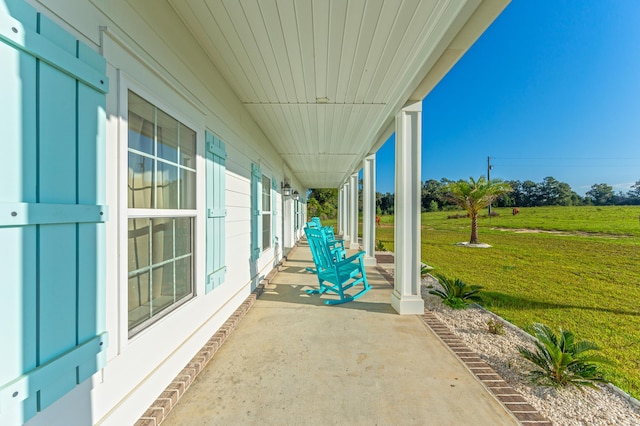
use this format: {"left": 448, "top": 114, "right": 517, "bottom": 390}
{"left": 443, "top": 176, "right": 512, "bottom": 244}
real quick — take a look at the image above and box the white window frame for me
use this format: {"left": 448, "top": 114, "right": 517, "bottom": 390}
{"left": 261, "top": 173, "right": 272, "bottom": 251}
{"left": 118, "top": 76, "right": 203, "bottom": 341}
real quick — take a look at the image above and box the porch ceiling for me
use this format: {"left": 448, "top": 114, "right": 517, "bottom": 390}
{"left": 169, "top": 0, "right": 509, "bottom": 188}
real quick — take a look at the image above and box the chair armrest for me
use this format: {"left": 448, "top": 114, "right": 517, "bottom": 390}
{"left": 328, "top": 240, "right": 345, "bottom": 249}
{"left": 336, "top": 251, "right": 365, "bottom": 267}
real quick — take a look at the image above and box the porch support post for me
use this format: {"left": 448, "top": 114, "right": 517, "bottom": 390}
{"left": 338, "top": 185, "right": 347, "bottom": 235}
{"left": 283, "top": 196, "right": 293, "bottom": 251}
{"left": 349, "top": 173, "right": 359, "bottom": 249}
{"left": 337, "top": 185, "right": 343, "bottom": 235}
{"left": 342, "top": 181, "right": 350, "bottom": 243}
{"left": 391, "top": 100, "right": 424, "bottom": 315}
{"left": 362, "top": 154, "right": 376, "bottom": 266}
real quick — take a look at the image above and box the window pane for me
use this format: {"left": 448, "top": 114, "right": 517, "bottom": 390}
{"left": 128, "top": 91, "right": 154, "bottom": 155}
{"left": 152, "top": 217, "right": 174, "bottom": 265}
{"left": 262, "top": 214, "right": 271, "bottom": 249}
{"left": 128, "top": 153, "right": 154, "bottom": 209}
{"left": 175, "top": 257, "right": 192, "bottom": 301}
{"left": 152, "top": 263, "right": 174, "bottom": 316}
{"left": 175, "top": 217, "right": 192, "bottom": 257}
{"left": 156, "top": 162, "right": 178, "bottom": 209}
{"left": 181, "top": 169, "right": 196, "bottom": 209}
{"left": 127, "top": 90, "right": 197, "bottom": 334}
{"left": 262, "top": 175, "right": 271, "bottom": 211}
{"left": 157, "top": 109, "right": 179, "bottom": 163}
{"left": 180, "top": 124, "right": 196, "bottom": 168}
{"left": 128, "top": 218, "right": 150, "bottom": 271}
{"left": 128, "top": 271, "right": 150, "bottom": 330}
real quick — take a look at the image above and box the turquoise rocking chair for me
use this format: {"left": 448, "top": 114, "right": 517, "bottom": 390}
{"left": 304, "top": 227, "right": 371, "bottom": 305}
{"left": 304, "top": 220, "right": 345, "bottom": 274}
{"left": 307, "top": 217, "right": 345, "bottom": 259}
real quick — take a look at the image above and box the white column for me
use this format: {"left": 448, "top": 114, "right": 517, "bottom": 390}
{"left": 337, "top": 186, "right": 342, "bottom": 234}
{"left": 338, "top": 186, "right": 343, "bottom": 234}
{"left": 362, "top": 154, "right": 376, "bottom": 266}
{"left": 283, "top": 197, "right": 293, "bottom": 250}
{"left": 391, "top": 100, "right": 424, "bottom": 315}
{"left": 342, "top": 181, "right": 350, "bottom": 243}
{"left": 349, "top": 173, "right": 359, "bottom": 249}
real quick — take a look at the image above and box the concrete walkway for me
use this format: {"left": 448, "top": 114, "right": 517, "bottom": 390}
{"left": 163, "top": 243, "right": 518, "bottom": 425}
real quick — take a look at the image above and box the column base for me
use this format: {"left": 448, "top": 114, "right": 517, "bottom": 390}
{"left": 391, "top": 291, "right": 424, "bottom": 315}
{"left": 342, "top": 235, "right": 351, "bottom": 249}
{"left": 363, "top": 256, "right": 377, "bottom": 267}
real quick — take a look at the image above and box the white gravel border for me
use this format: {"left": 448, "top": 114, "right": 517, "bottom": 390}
{"left": 420, "top": 274, "right": 640, "bottom": 426}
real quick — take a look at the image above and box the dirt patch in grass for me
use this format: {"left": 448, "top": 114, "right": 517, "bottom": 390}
{"left": 492, "top": 227, "right": 632, "bottom": 239}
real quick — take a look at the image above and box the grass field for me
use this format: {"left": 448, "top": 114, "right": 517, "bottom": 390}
{"left": 373, "top": 206, "right": 640, "bottom": 398}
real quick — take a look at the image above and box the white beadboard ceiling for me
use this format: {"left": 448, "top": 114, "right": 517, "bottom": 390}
{"left": 169, "top": 0, "right": 509, "bottom": 188}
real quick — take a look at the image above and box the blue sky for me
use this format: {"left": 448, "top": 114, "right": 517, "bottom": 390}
{"left": 375, "top": 0, "right": 640, "bottom": 195}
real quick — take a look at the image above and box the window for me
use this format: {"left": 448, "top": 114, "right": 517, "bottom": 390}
{"left": 262, "top": 174, "right": 271, "bottom": 250}
{"left": 127, "top": 90, "right": 196, "bottom": 334}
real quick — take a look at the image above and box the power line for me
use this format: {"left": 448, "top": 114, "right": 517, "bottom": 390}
{"left": 492, "top": 164, "right": 640, "bottom": 168}
{"left": 490, "top": 156, "right": 640, "bottom": 169}
{"left": 493, "top": 156, "right": 640, "bottom": 161}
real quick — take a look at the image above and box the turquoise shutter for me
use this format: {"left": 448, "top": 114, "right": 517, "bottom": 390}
{"left": 0, "top": 2, "right": 108, "bottom": 425}
{"left": 250, "top": 164, "right": 262, "bottom": 260}
{"left": 271, "top": 179, "right": 278, "bottom": 246}
{"left": 205, "top": 131, "right": 227, "bottom": 293}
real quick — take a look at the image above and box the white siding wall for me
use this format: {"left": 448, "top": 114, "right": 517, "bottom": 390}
{"left": 22, "top": 0, "right": 304, "bottom": 424}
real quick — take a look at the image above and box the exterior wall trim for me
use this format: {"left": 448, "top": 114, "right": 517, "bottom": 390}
{"left": 132, "top": 248, "right": 294, "bottom": 426}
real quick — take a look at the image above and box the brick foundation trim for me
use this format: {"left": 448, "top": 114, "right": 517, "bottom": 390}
{"left": 134, "top": 293, "right": 258, "bottom": 426}
{"left": 133, "top": 246, "right": 298, "bottom": 426}
{"left": 420, "top": 313, "right": 552, "bottom": 425}
{"left": 376, "top": 262, "right": 551, "bottom": 425}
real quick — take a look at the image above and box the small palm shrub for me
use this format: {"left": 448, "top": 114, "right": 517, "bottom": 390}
{"left": 487, "top": 318, "right": 505, "bottom": 335}
{"left": 518, "top": 323, "right": 608, "bottom": 390}
{"left": 420, "top": 265, "right": 435, "bottom": 288}
{"left": 429, "top": 274, "right": 483, "bottom": 309}
{"left": 375, "top": 240, "right": 386, "bottom": 251}
{"left": 420, "top": 265, "right": 433, "bottom": 278}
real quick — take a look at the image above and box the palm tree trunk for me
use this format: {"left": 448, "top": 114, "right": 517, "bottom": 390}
{"left": 470, "top": 213, "right": 479, "bottom": 244}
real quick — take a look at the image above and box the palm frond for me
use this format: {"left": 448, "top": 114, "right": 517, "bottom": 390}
{"left": 518, "top": 323, "right": 608, "bottom": 389}
{"left": 430, "top": 274, "right": 483, "bottom": 309}
{"left": 428, "top": 289, "right": 448, "bottom": 299}
{"left": 442, "top": 176, "right": 512, "bottom": 243}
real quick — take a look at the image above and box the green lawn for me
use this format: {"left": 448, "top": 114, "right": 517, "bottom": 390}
{"left": 374, "top": 206, "right": 640, "bottom": 398}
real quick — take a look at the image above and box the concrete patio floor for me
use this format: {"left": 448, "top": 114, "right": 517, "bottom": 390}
{"left": 162, "top": 243, "right": 519, "bottom": 425}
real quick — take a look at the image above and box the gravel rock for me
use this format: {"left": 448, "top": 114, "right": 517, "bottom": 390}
{"left": 420, "top": 275, "right": 640, "bottom": 426}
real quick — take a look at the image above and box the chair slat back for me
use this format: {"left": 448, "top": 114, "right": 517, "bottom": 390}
{"left": 304, "top": 227, "right": 334, "bottom": 270}
{"left": 309, "top": 217, "right": 336, "bottom": 240}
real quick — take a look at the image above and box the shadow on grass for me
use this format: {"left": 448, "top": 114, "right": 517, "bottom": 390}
{"left": 481, "top": 291, "right": 640, "bottom": 317}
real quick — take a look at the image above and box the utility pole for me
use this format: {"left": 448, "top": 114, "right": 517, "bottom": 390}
{"left": 487, "top": 156, "right": 493, "bottom": 215}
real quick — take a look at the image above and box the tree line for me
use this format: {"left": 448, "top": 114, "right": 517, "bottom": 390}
{"left": 416, "top": 177, "right": 640, "bottom": 214}
{"left": 307, "top": 177, "right": 640, "bottom": 218}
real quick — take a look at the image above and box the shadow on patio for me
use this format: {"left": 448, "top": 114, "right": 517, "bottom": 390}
{"left": 162, "top": 242, "right": 519, "bottom": 425}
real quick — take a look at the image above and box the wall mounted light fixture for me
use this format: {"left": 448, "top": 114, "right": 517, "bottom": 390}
{"left": 281, "top": 181, "right": 292, "bottom": 197}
